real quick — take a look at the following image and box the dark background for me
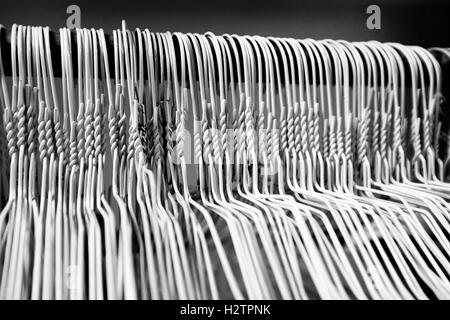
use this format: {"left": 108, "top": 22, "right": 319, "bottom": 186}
{"left": 0, "top": 0, "right": 449, "bottom": 47}
{"left": 1, "top": 0, "right": 450, "bottom": 127}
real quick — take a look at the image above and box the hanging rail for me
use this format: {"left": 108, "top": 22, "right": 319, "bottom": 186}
{"left": 0, "top": 26, "right": 448, "bottom": 86}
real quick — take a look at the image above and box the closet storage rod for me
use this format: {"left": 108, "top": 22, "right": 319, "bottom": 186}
{"left": 0, "top": 26, "right": 446, "bottom": 86}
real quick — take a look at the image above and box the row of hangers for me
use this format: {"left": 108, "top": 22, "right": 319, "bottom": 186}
{"left": 0, "top": 21, "right": 450, "bottom": 299}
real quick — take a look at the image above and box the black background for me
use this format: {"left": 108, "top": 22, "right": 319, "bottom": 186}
{"left": 0, "top": 0, "right": 449, "bottom": 47}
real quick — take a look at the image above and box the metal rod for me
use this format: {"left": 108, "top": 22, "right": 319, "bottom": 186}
{"left": 0, "top": 26, "right": 447, "bottom": 87}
